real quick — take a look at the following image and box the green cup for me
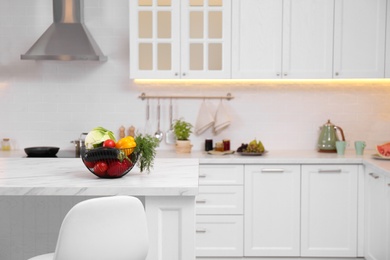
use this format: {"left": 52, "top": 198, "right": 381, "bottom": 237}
{"left": 354, "top": 141, "right": 366, "bottom": 155}
{"left": 336, "top": 141, "right": 347, "bottom": 155}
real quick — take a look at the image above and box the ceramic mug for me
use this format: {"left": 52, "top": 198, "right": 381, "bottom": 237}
{"left": 354, "top": 141, "right": 366, "bottom": 155}
{"left": 336, "top": 141, "right": 347, "bottom": 155}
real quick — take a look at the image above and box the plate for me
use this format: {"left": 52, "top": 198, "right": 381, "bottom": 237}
{"left": 238, "top": 151, "right": 267, "bottom": 156}
{"left": 371, "top": 154, "right": 390, "bottom": 160}
{"left": 207, "top": 150, "right": 235, "bottom": 155}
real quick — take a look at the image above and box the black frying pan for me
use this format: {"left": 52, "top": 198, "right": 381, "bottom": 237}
{"left": 24, "top": 147, "right": 60, "bottom": 157}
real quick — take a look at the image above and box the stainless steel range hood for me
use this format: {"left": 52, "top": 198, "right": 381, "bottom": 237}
{"left": 21, "top": 0, "right": 107, "bottom": 61}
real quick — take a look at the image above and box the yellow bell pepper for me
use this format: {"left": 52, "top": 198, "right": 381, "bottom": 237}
{"left": 115, "top": 136, "right": 137, "bottom": 156}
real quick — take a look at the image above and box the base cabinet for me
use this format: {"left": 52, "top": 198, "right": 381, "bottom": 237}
{"left": 364, "top": 167, "right": 390, "bottom": 260}
{"left": 196, "top": 215, "right": 243, "bottom": 257}
{"left": 301, "top": 165, "right": 359, "bottom": 257}
{"left": 244, "top": 165, "right": 301, "bottom": 256}
{"left": 196, "top": 165, "right": 244, "bottom": 257}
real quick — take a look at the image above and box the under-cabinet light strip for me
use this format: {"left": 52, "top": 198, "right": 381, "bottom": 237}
{"left": 138, "top": 92, "right": 234, "bottom": 101}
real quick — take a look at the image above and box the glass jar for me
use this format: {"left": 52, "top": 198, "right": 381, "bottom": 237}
{"left": 2, "top": 138, "right": 11, "bottom": 151}
{"left": 223, "top": 139, "right": 230, "bottom": 151}
{"left": 215, "top": 142, "right": 224, "bottom": 152}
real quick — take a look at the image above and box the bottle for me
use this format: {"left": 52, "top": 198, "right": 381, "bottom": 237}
{"left": 2, "top": 138, "right": 11, "bottom": 151}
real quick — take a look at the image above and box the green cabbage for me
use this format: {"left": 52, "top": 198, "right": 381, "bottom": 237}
{"left": 85, "top": 127, "right": 116, "bottom": 149}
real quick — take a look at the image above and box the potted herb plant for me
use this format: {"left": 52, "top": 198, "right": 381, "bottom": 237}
{"left": 173, "top": 118, "right": 193, "bottom": 153}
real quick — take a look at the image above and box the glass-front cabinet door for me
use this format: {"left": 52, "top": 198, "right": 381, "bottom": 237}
{"left": 130, "top": 0, "right": 231, "bottom": 79}
{"left": 130, "top": 0, "right": 181, "bottom": 79}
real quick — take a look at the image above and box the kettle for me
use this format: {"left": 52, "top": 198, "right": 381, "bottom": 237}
{"left": 317, "top": 119, "right": 345, "bottom": 152}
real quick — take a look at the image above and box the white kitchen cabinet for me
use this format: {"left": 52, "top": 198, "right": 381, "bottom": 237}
{"left": 196, "top": 215, "right": 243, "bottom": 257}
{"left": 364, "top": 167, "right": 389, "bottom": 260}
{"left": 232, "top": 0, "right": 334, "bottom": 79}
{"left": 129, "top": 0, "right": 231, "bottom": 79}
{"left": 196, "top": 164, "right": 244, "bottom": 257}
{"left": 244, "top": 165, "right": 301, "bottom": 256}
{"left": 333, "top": 0, "right": 386, "bottom": 78}
{"left": 301, "top": 165, "right": 358, "bottom": 257}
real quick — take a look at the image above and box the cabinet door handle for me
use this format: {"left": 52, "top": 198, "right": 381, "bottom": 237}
{"left": 174, "top": 72, "right": 179, "bottom": 76}
{"left": 387, "top": 183, "right": 390, "bottom": 187}
{"left": 369, "top": 173, "right": 380, "bottom": 179}
{"left": 318, "top": 169, "right": 342, "bottom": 173}
{"left": 199, "top": 174, "right": 207, "bottom": 178}
{"left": 196, "top": 229, "right": 206, "bottom": 233}
{"left": 182, "top": 73, "right": 187, "bottom": 77}
{"left": 196, "top": 199, "right": 206, "bottom": 204}
{"left": 261, "top": 169, "right": 285, "bottom": 173}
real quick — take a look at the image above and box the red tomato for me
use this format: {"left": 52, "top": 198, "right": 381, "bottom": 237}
{"left": 93, "top": 161, "right": 108, "bottom": 177}
{"left": 84, "top": 160, "right": 95, "bottom": 168}
{"left": 107, "top": 159, "right": 132, "bottom": 177}
{"left": 103, "top": 139, "right": 116, "bottom": 148}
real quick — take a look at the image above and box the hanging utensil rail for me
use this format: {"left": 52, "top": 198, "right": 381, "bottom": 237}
{"left": 139, "top": 92, "right": 234, "bottom": 101}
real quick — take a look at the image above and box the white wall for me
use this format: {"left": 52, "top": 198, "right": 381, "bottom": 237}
{"left": 1, "top": 0, "right": 390, "bottom": 153}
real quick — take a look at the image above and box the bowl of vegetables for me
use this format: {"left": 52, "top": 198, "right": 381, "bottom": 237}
{"left": 82, "top": 147, "right": 138, "bottom": 178}
{"left": 81, "top": 126, "right": 159, "bottom": 178}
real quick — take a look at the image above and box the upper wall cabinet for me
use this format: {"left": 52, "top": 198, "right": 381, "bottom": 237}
{"left": 333, "top": 0, "right": 386, "bottom": 78}
{"left": 231, "top": 0, "right": 334, "bottom": 79}
{"left": 129, "top": 0, "right": 231, "bottom": 79}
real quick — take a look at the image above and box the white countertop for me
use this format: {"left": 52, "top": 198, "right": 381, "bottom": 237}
{"left": 0, "top": 157, "right": 199, "bottom": 196}
{"left": 0, "top": 149, "right": 389, "bottom": 197}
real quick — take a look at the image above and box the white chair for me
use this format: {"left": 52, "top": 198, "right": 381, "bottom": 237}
{"left": 28, "top": 196, "right": 148, "bottom": 260}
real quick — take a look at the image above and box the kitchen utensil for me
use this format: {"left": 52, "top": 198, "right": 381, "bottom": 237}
{"left": 165, "top": 99, "right": 176, "bottom": 144}
{"left": 24, "top": 147, "right": 60, "bottom": 157}
{"left": 155, "top": 99, "right": 164, "bottom": 142}
{"left": 144, "top": 99, "right": 152, "bottom": 135}
{"left": 317, "top": 119, "right": 345, "bottom": 152}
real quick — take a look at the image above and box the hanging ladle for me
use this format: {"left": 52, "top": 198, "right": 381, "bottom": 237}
{"left": 155, "top": 99, "right": 164, "bottom": 142}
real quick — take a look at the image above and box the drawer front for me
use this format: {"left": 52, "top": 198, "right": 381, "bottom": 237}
{"left": 199, "top": 164, "right": 244, "bottom": 185}
{"left": 196, "top": 186, "right": 244, "bottom": 215}
{"left": 196, "top": 215, "right": 243, "bottom": 257}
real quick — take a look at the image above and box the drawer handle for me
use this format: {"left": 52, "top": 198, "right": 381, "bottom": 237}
{"left": 261, "top": 169, "right": 285, "bottom": 173}
{"left": 199, "top": 174, "right": 207, "bottom": 178}
{"left": 369, "top": 173, "right": 380, "bottom": 179}
{"left": 318, "top": 169, "right": 342, "bottom": 173}
{"left": 196, "top": 229, "right": 206, "bottom": 233}
{"left": 388, "top": 183, "right": 390, "bottom": 187}
{"left": 196, "top": 199, "right": 206, "bottom": 204}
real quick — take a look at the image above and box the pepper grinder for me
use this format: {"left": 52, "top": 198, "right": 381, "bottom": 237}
{"left": 128, "top": 126, "right": 135, "bottom": 137}
{"left": 119, "top": 126, "right": 126, "bottom": 138}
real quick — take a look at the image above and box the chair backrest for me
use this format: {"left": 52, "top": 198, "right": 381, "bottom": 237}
{"left": 53, "top": 196, "right": 148, "bottom": 260}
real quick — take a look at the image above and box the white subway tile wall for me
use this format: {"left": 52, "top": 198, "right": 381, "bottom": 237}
{"left": 1, "top": 0, "right": 390, "bottom": 152}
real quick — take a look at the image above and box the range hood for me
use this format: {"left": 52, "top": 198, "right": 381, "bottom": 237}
{"left": 21, "top": 0, "right": 107, "bottom": 61}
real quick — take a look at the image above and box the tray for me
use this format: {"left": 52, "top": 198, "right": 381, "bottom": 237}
{"left": 207, "top": 150, "right": 235, "bottom": 155}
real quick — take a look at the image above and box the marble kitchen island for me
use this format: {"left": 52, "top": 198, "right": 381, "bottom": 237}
{"left": 0, "top": 157, "right": 199, "bottom": 260}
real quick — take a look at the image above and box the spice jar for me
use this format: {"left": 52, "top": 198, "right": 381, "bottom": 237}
{"left": 2, "top": 138, "right": 11, "bottom": 151}
{"left": 223, "top": 139, "right": 231, "bottom": 151}
{"left": 205, "top": 139, "right": 213, "bottom": 151}
{"left": 215, "top": 142, "right": 224, "bottom": 152}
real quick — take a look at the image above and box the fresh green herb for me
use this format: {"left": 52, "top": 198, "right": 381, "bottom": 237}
{"left": 173, "top": 118, "right": 193, "bottom": 140}
{"left": 134, "top": 134, "right": 159, "bottom": 173}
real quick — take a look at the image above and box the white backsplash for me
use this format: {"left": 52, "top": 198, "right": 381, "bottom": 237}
{"left": 1, "top": 0, "right": 390, "bottom": 152}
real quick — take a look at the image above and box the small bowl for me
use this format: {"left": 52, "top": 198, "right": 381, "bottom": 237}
{"left": 81, "top": 147, "right": 138, "bottom": 178}
{"left": 24, "top": 147, "right": 60, "bottom": 157}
